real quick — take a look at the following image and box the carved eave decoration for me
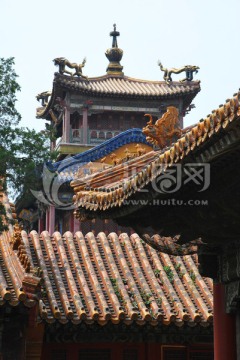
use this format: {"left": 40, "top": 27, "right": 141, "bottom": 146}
{"left": 143, "top": 106, "right": 182, "bottom": 149}
{"left": 36, "top": 78, "right": 67, "bottom": 121}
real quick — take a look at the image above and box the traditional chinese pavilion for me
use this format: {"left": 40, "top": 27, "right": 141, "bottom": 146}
{"left": 33, "top": 25, "right": 200, "bottom": 235}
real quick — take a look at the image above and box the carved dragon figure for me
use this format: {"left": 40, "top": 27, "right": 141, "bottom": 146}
{"left": 143, "top": 106, "right": 182, "bottom": 148}
{"left": 110, "top": 153, "right": 121, "bottom": 166}
{"left": 36, "top": 91, "right": 52, "bottom": 106}
{"left": 158, "top": 61, "right": 199, "bottom": 83}
{"left": 135, "top": 144, "right": 146, "bottom": 156}
{"left": 53, "top": 57, "right": 88, "bottom": 79}
{"left": 134, "top": 224, "right": 204, "bottom": 256}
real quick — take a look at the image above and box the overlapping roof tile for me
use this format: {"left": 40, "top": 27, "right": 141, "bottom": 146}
{"left": 0, "top": 192, "right": 213, "bottom": 326}
{"left": 0, "top": 192, "right": 41, "bottom": 307}
{"left": 54, "top": 73, "right": 200, "bottom": 99}
{"left": 24, "top": 230, "right": 213, "bottom": 326}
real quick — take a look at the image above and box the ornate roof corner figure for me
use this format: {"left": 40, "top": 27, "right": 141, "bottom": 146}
{"left": 135, "top": 143, "right": 147, "bottom": 156}
{"left": 11, "top": 223, "right": 23, "bottom": 250}
{"left": 105, "top": 24, "right": 124, "bottom": 76}
{"left": 133, "top": 225, "right": 205, "bottom": 256}
{"left": 109, "top": 152, "right": 121, "bottom": 166}
{"left": 143, "top": 106, "right": 182, "bottom": 148}
{"left": 53, "top": 57, "right": 88, "bottom": 79}
{"left": 36, "top": 91, "right": 52, "bottom": 107}
{"left": 158, "top": 61, "right": 199, "bottom": 83}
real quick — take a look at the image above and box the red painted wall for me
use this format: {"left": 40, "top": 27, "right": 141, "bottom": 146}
{"left": 41, "top": 342, "right": 213, "bottom": 360}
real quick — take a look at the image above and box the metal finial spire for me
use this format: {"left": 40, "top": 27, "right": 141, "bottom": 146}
{"left": 105, "top": 25, "right": 124, "bottom": 76}
{"left": 110, "top": 23, "right": 120, "bottom": 48}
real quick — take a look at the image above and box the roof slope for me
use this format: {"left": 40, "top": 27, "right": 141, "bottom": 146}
{"left": 54, "top": 73, "right": 200, "bottom": 98}
{"left": 37, "top": 73, "right": 200, "bottom": 119}
{"left": 25, "top": 230, "right": 213, "bottom": 326}
{"left": 0, "top": 192, "right": 41, "bottom": 308}
{"left": 0, "top": 191, "right": 213, "bottom": 327}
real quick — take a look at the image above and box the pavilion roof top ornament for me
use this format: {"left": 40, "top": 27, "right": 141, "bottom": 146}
{"left": 158, "top": 61, "right": 199, "bottom": 83}
{"left": 53, "top": 57, "right": 88, "bottom": 80}
{"left": 111, "top": 23, "right": 119, "bottom": 47}
{"left": 105, "top": 24, "right": 124, "bottom": 76}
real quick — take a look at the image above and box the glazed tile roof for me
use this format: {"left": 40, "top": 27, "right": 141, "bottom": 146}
{"left": 47, "top": 128, "right": 152, "bottom": 176}
{"left": 0, "top": 190, "right": 213, "bottom": 325}
{"left": 72, "top": 91, "right": 240, "bottom": 214}
{"left": 0, "top": 188, "right": 213, "bottom": 326}
{"left": 23, "top": 230, "right": 213, "bottom": 326}
{"left": 54, "top": 73, "right": 200, "bottom": 99}
{"left": 0, "top": 192, "right": 41, "bottom": 308}
{"left": 37, "top": 73, "right": 200, "bottom": 119}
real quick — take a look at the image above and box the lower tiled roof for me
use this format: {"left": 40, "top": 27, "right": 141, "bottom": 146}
{"left": 0, "top": 191, "right": 213, "bottom": 327}
{"left": 25, "top": 230, "right": 213, "bottom": 326}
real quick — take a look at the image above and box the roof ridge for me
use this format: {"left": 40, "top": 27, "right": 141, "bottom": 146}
{"left": 53, "top": 72, "right": 201, "bottom": 86}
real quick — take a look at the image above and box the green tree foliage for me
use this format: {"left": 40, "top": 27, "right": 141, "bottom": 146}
{"left": 0, "top": 57, "right": 55, "bottom": 232}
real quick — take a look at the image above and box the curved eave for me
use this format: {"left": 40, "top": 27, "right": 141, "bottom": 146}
{"left": 36, "top": 80, "right": 61, "bottom": 119}
{"left": 55, "top": 73, "right": 200, "bottom": 99}
{"left": 36, "top": 72, "right": 200, "bottom": 119}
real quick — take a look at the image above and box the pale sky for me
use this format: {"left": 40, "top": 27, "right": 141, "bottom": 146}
{"left": 1, "top": 0, "right": 240, "bottom": 131}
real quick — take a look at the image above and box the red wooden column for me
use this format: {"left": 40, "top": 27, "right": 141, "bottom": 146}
{"left": 38, "top": 217, "right": 44, "bottom": 233}
{"left": 45, "top": 209, "right": 49, "bottom": 232}
{"left": 64, "top": 106, "right": 70, "bottom": 143}
{"left": 73, "top": 216, "right": 80, "bottom": 234}
{"left": 213, "top": 283, "right": 236, "bottom": 360}
{"left": 82, "top": 108, "right": 88, "bottom": 144}
{"left": 50, "top": 138, "right": 56, "bottom": 151}
{"left": 48, "top": 205, "right": 55, "bottom": 235}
